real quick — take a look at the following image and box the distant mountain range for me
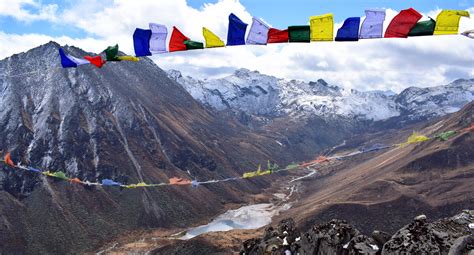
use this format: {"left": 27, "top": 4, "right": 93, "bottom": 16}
{"left": 168, "top": 69, "right": 474, "bottom": 123}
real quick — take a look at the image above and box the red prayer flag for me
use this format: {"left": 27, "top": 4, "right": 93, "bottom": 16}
{"left": 169, "top": 26, "right": 190, "bottom": 52}
{"left": 4, "top": 152, "right": 16, "bottom": 167}
{"left": 169, "top": 177, "right": 192, "bottom": 185}
{"left": 299, "top": 156, "right": 329, "bottom": 167}
{"left": 267, "top": 28, "right": 289, "bottom": 43}
{"left": 70, "top": 178, "right": 83, "bottom": 184}
{"left": 385, "top": 8, "right": 422, "bottom": 38}
{"left": 84, "top": 56, "right": 105, "bottom": 68}
{"left": 461, "top": 124, "right": 474, "bottom": 133}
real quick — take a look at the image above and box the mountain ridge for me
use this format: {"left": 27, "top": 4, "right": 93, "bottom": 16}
{"left": 168, "top": 68, "right": 474, "bottom": 123}
{"left": 0, "top": 41, "right": 287, "bottom": 254}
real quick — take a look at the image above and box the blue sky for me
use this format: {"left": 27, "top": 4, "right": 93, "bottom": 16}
{"left": 0, "top": 0, "right": 473, "bottom": 92}
{"left": 2, "top": 0, "right": 472, "bottom": 40}
{"left": 189, "top": 0, "right": 473, "bottom": 25}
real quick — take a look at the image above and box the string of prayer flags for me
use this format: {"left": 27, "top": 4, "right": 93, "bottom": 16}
{"left": 57, "top": 8, "right": 473, "bottom": 69}
{"left": 1, "top": 124, "right": 472, "bottom": 190}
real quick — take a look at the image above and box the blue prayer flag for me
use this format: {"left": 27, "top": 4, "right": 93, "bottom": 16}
{"left": 336, "top": 17, "right": 360, "bottom": 41}
{"left": 227, "top": 13, "right": 248, "bottom": 46}
{"left": 101, "top": 179, "right": 122, "bottom": 186}
{"left": 59, "top": 48, "right": 89, "bottom": 68}
{"left": 133, "top": 28, "right": 152, "bottom": 57}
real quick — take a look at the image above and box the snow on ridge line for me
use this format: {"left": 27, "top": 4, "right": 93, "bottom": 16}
{"left": 167, "top": 69, "right": 474, "bottom": 122}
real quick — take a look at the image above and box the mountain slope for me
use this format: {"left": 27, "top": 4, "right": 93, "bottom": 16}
{"left": 0, "top": 42, "right": 285, "bottom": 254}
{"left": 169, "top": 69, "right": 474, "bottom": 163}
{"left": 168, "top": 69, "right": 474, "bottom": 122}
{"left": 275, "top": 101, "right": 474, "bottom": 235}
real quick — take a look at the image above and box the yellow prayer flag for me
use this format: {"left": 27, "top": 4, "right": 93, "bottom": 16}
{"left": 243, "top": 171, "right": 257, "bottom": 178}
{"left": 399, "top": 132, "right": 430, "bottom": 147}
{"left": 136, "top": 182, "right": 149, "bottom": 187}
{"left": 117, "top": 56, "right": 140, "bottom": 62}
{"left": 434, "top": 10, "right": 470, "bottom": 35}
{"left": 203, "top": 27, "right": 225, "bottom": 48}
{"left": 310, "top": 13, "right": 334, "bottom": 41}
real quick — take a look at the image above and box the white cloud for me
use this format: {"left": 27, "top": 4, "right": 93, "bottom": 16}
{"left": 0, "top": 31, "right": 107, "bottom": 57}
{"left": 0, "top": 0, "right": 58, "bottom": 22}
{"left": 0, "top": 1, "right": 473, "bottom": 93}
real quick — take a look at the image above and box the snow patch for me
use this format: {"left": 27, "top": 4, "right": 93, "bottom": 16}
{"left": 181, "top": 203, "right": 290, "bottom": 240}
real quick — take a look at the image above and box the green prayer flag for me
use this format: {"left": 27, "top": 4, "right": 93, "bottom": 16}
{"left": 105, "top": 44, "right": 121, "bottom": 61}
{"left": 184, "top": 40, "right": 204, "bottom": 50}
{"left": 267, "top": 160, "right": 279, "bottom": 172}
{"left": 435, "top": 131, "right": 457, "bottom": 141}
{"left": 52, "top": 171, "right": 69, "bottom": 181}
{"left": 285, "top": 163, "right": 298, "bottom": 170}
{"left": 408, "top": 18, "right": 436, "bottom": 36}
{"left": 288, "top": 26, "right": 311, "bottom": 42}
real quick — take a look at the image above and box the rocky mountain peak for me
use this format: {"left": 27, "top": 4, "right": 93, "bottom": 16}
{"left": 234, "top": 68, "right": 257, "bottom": 77}
{"left": 0, "top": 42, "right": 292, "bottom": 254}
{"left": 168, "top": 69, "right": 474, "bottom": 123}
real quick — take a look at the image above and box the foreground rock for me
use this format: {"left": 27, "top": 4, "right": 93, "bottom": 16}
{"left": 384, "top": 210, "right": 474, "bottom": 255}
{"left": 241, "top": 210, "right": 474, "bottom": 255}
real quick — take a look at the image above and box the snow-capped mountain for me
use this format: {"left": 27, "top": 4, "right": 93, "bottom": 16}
{"left": 396, "top": 79, "right": 474, "bottom": 120}
{"left": 168, "top": 69, "right": 474, "bottom": 122}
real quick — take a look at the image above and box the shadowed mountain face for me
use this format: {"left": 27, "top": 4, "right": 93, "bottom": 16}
{"left": 0, "top": 42, "right": 286, "bottom": 254}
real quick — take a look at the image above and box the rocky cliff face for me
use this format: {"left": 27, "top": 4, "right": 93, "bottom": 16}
{"left": 0, "top": 42, "right": 285, "bottom": 254}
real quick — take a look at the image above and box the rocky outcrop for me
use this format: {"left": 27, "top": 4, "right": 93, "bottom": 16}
{"left": 241, "top": 210, "right": 474, "bottom": 255}
{"left": 383, "top": 211, "right": 474, "bottom": 255}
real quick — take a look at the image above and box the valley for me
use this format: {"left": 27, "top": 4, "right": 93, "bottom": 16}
{"left": 93, "top": 101, "right": 474, "bottom": 254}
{"left": 0, "top": 42, "right": 472, "bottom": 254}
